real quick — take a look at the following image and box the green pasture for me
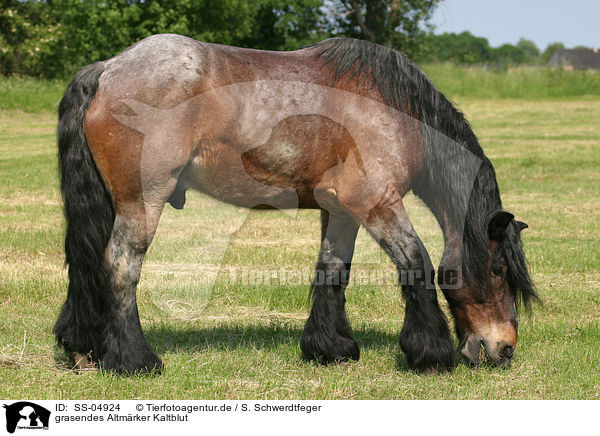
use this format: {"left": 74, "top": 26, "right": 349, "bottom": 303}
{"left": 0, "top": 72, "right": 598, "bottom": 399}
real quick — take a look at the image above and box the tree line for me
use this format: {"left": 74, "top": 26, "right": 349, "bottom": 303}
{"left": 423, "top": 31, "right": 567, "bottom": 66}
{"left": 0, "top": 0, "right": 572, "bottom": 79}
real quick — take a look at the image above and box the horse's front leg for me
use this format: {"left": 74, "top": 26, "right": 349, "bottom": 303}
{"left": 99, "top": 202, "right": 163, "bottom": 373}
{"left": 301, "top": 210, "right": 360, "bottom": 363}
{"left": 360, "top": 189, "right": 456, "bottom": 372}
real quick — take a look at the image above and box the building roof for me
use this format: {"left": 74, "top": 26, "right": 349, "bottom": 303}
{"left": 549, "top": 49, "right": 600, "bottom": 69}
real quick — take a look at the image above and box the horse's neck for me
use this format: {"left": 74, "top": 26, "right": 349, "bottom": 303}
{"left": 413, "top": 182, "right": 470, "bottom": 274}
{"left": 431, "top": 203, "right": 464, "bottom": 272}
{"left": 417, "top": 170, "right": 482, "bottom": 275}
{"left": 420, "top": 158, "right": 501, "bottom": 281}
{"left": 444, "top": 231, "right": 467, "bottom": 285}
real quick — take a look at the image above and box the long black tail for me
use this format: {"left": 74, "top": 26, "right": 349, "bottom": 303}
{"left": 54, "top": 62, "right": 114, "bottom": 359}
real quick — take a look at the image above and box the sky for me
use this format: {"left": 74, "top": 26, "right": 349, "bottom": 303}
{"left": 431, "top": 0, "right": 600, "bottom": 50}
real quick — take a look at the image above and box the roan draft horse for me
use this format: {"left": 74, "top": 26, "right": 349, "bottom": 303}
{"left": 55, "top": 35, "right": 536, "bottom": 373}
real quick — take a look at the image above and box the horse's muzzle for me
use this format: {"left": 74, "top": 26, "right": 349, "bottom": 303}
{"left": 460, "top": 335, "right": 515, "bottom": 367}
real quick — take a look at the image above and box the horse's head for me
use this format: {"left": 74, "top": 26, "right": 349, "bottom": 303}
{"left": 444, "top": 211, "right": 536, "bottom": 366}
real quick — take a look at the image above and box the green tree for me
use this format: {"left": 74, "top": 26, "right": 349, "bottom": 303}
{"left": 424, "top": 31, "right": 493, "bottom": 64}
{"left": 0, "top": 0, "right": 63, "bottom": 76}
{"left": 516, "top": 37, "right": 540, "bottom": 64}
{"left": 493, "top": 43, "right": 526, "bottom": 66}
{"left": 328, "top": 0, "right": 442, "bottom": 58}
{"left": 236, "top": 0, "right": 325, "bottom": 50}
{"left": 541, "top": 42, "right": 565, "bottom": 64}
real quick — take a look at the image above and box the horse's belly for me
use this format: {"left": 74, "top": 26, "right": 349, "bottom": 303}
{"left": 178, "top": 146, "right": 304, "bottom": 210}
{"left": 179, "top": 110, "right": 375, "bottom": 210}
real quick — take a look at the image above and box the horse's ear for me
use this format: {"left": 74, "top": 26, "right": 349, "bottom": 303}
{"left": 488, "top": 211, "right": 514, "bottom": 241}
{"left": 515, "top": 220, "right": 528, "bottom": 232}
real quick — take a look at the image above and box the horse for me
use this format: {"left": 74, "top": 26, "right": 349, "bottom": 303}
{"left": 54, "top": 34, "right": 536, "bottom": 374}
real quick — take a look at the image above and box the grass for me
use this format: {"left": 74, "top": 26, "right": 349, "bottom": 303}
{"left": 423, "top": 64, "right": 600, "bottom": 99}
{"left": 0, "top": 90, "right": 599, "bottom": 399}
{"left": 0, "top": 76, "right": 67, "bottom": 113}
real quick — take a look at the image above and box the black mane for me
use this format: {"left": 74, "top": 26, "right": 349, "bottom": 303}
{"left": 312, "top": 37, "right": 536, "bottom": 306}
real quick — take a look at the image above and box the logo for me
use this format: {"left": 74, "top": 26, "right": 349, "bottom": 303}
{"left": 3, "top": 402, "right": 50, "bottom": 433}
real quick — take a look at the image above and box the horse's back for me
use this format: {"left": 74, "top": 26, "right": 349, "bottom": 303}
{"left": 98, "top": 34, "right": 319, "bottom": 107}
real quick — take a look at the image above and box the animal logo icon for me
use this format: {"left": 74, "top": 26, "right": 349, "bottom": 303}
{"left": 3, "top": 402, "right": 50, "bottom": 433}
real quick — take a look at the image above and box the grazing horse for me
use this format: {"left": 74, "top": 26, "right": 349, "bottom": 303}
{"left": 54, "top": 35, "right": 536, "bottom": 373}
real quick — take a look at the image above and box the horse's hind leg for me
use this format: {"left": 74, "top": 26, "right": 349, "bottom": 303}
{"left": 301, "top": 210, "right": 360, "bottom": 363}
{"left": 99, "top": 201, "right": 163, "bottom": 373}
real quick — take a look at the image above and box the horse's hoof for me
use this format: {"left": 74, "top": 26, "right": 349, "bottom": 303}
{"left": 72, "top": 352, "right": 96, "bottom": 371}
{"left": 400, "top": 330, "right": 456, "bottom": 373}
{"left": 300, "top": 334, "right": 360, "bottom": 364}
{"left": 99, "top": 350, "right": 163, "bottom": 375}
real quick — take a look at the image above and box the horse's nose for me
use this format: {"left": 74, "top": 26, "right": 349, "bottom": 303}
{"left": 501, "top": 344, "right": 514, "bottom": 359}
